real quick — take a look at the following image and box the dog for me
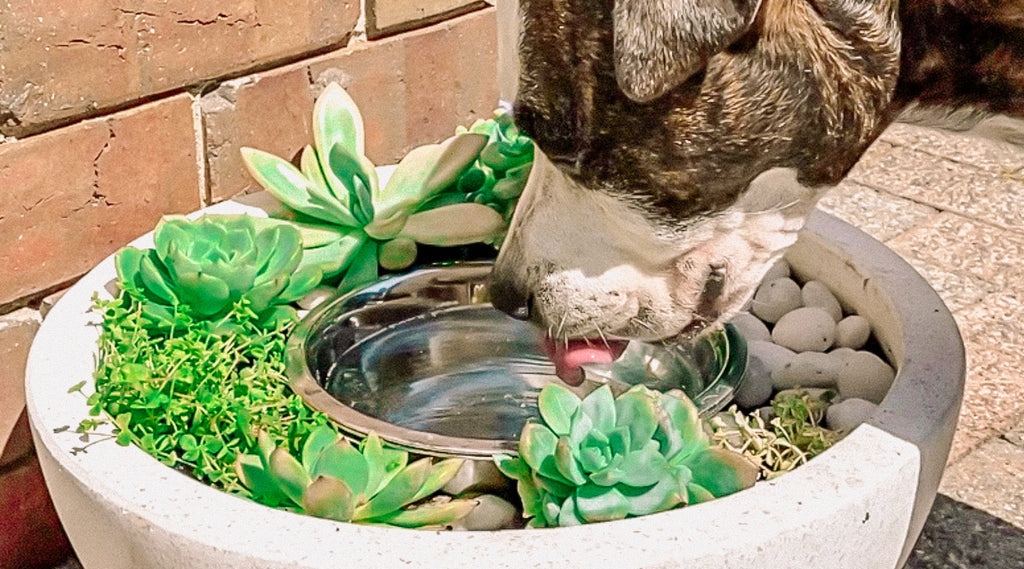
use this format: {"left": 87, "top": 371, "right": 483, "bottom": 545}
{"left": 489, "top": 0, "right": 1024, "bottom": 380}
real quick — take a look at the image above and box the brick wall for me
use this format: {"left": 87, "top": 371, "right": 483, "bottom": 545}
{"left": 0, "top": 2, "right": 498, "bottom": 564}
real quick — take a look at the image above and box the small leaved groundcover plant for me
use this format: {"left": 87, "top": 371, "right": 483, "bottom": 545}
{"left": 241, "top": 83, "right": 533, "bottom": 294}
{"left": 495, "top": 384, "right": 758, "bottom": 527}
{"left": 709, "top": 389, "right": 840, "bottom": 480}
{"left": 115, "top": 214, "right": 320, "bottom": 331}
{"left": 236, "top": 426, "right": 476, "bottom": 528}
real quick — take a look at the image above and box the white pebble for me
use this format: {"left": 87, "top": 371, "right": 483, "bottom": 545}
{"left": 834, "top": 315, "right": 872, "bottom": 350}
{"left": 836, "top": 351, "right": 896, "bottom": 404}
{"left": 443, "top": 460, "right": 508, "bottom": 495}
{"left": 736, "top": 341, "right": 795, "bottom": 408}
{"left": 772, "top": 351, "right": 841, "bottom": 390}
{"left": 751, "top": 277, "right": 802, "bottom": 324}
{"left": 729, "top": 312, "right": 771, "bottom": 343}
{"left": 453, "top": 495, "right": 518, "bottom": 531}
{"left": 801, "top": 280, "right": 843, "bottom": 322}
{"left": 771, "top": 306, "right": 836, "bottom": 352}
{"left": 762, "top": 258, "right": 792, "bottom": 283}
{"left": 826, "top": 398, "right": 878, "bottom": 433}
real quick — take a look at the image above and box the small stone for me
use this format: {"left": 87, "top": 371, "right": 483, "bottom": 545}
{"left": 755, "top": 406, "right": 775, "bottom": 424}
{"left": 834, "top": 315, "right": 872, "bottom": 350}
{"left": 762, "top": 258, "right": 792, "bottom": 283}
{"left": 453, "top": 495, "right": 518, "bottom": 531}
{"left": 836, "top": 351, "right": 896, "bottom": 404}
{"left": 736, "top": 341, "right": 795, "bottom": 408}
{"left": 772, "top": 351, "right": 841, "bottom": 390}
{"left": 750, "top": 277, "right": 802, "bottom": 324}
{"left": 443, "top": 460, "right": 509, "bottom": 496}
{"left": 801, "top": 280, "right": 843, "bottom": 322}
{"left": 771, "top": 306, "right": 837, "bottom": 352}
{"left": 826, "top": 398, "right": 878, "bottom": 433}
{"left": 729, "top": 312, "right": 771, "bottom": 343}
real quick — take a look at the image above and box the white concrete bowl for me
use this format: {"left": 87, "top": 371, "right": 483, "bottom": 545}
{"left": 25, "top": 205, "right": 964, "bottom": 569}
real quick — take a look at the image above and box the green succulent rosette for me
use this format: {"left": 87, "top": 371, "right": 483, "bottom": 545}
{"left": 235, "top": 426, "right": 476, "bottom": 528}
{"left": 114, "top": 214, "right": 321, "bottom": 329}
{"left": 496, "top": 384, "right": 757, "bottom": 527}
{"left": 241, "top": 83, "right": 517, "bottom": 295}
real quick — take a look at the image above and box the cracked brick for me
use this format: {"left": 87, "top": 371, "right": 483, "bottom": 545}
{"left": 0, "top": 94, "right": 200, "bottom": 306}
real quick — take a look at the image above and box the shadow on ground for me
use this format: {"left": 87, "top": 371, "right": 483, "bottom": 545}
{"left": 906, "top": 494, "right": 1024, "bottom": 569}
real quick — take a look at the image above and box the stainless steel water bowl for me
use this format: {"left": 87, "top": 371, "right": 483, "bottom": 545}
{"left": 287, "top": 262, "right": 747, "bottom": 459}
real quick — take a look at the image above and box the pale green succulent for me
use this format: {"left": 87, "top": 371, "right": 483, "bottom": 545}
{"left": 114, "top": 214, "right": 320, "bottom": 329}
{"left": 241, "top": 83, "right": 511, "bottom": 294}
{"left": 495, "top": 384, "right": 757, "bottom": 527}
{"left": 236, "top": 426, "right": 476, "bottom": 528}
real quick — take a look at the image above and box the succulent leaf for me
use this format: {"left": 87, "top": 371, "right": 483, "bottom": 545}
{"left": 581, "top": 386, "right": 616, "bottom": 435}
{"left": 302, "top": 475, "right": 356, "bottom": 521}
{"left": 574, "top": 484, "right": 630, "bottom": 522}
{"left": 328, "top": 143, "right": 376, "bottom": 226}
{"left": 269, "top": 447, "right": 312, "bottom": 504}
{"left": 354, "top": 457, "right": 432, "bottom": 521}
{"left": 313, "top": 82, "right": 365, "bottom": 162}
{"left": 399, "top": 203, "right": 506, "bottom": 247}
{"left": 410, "top": 458, "right": 465, "bottom": 503}
{"left": 537, "top": 383, "right": 580, "bottom": 436}
{"left": 240, "top": 148, "right": 354, "bottom": 226}
{"left": 337, "top": 239, "right": 379, "bottom": 294}
{"left": 686, "top": 447, "right": 759, "bottom": 497}
{"left": 378, "top": 237, "right": 418, "bottom": 271}
{"left": 312, "top": 438, "right": 370, "bottom": 498}
{"left": 375, "top": 498, "right": 477, "bottom": 528}
{"left": 301, "top": 425, "right": 340, "bottom": 473}
{"left": 614, "top": 389, "right": 660, "bottom": 451}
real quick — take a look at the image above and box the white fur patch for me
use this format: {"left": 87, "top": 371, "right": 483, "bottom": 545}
{"left": 492, "top": 150, "right": 829, "bottom": 341}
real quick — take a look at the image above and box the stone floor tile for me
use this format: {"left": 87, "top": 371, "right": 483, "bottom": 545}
{"left": 884, "top": 213, "right": 1024, "bottom": 312}
{"left": 947, "top": 293, "right": 1024, "bottom": 462}
{"left": 879, "top": 122, "right": 1024, "bottom": 176}
{"left": 904, "top": 494, "right": 1024, "bottom": 569}
{"left": 817, "top": 181, "right": 940, "bottom": 243}
{"left": 939, "top": 437, "right": 1024, "bottom": 528}
{"left": 849, "top": 141, "right": 1024, "bottom": 229}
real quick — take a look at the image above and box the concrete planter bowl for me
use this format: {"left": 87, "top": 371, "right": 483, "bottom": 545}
{"left": 25, "top": 198, "right": 963, "bottom": 569}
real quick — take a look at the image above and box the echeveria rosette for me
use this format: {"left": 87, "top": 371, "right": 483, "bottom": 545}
{"left": 235, "top": 426, "right": 476, "bottom": 528}
{"left": 432, "top": 109, "right": 534, "bottom": 225}
{"left": 495, "top": 384, "right": 757, "bottom": 527}
{"left": 114, "top": 215, "right": 321, "bottom": 329}
{"left": 240, "top": 83, "right": 509, "bottom": 294}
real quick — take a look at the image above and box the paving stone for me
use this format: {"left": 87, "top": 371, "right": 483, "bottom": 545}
{"left": 367, "top": 0, "right": 484, "bottom": 37}
{"left": 849, "top": 141, "right": 1024, "bottom": 229}
{"left": 884, "top": 213, "right": 1024, "bottom": 312}
{"left": 880, "top": 122, "right": 1024, "bottom": 176}
{"left": 817, "top": 180, "right": 940, "bottom": 242}
{"left": 946, "top": 292, "right": 1024, "bottom": 463}
{"left": 940, "top": 437, "right": 1024, "bottom": 528}
{"left": 0, "top": 94, "right": 202, "bottom": 306}
{"left": 904, "top": 494, "right": 1024, "bottom": 569}
{"left": 1003, "top": 416, "right": 1024, "bottom": 448}
{"left": 0, "top": 308, "right": 41, "bottom": 463}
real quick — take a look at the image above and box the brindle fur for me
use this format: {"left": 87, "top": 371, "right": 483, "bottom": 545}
{"left": 514, "top": 0, "right": 1024, "bottom": 224}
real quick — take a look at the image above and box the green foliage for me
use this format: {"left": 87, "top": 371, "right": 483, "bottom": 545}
{"left": 495, "top": 384, "right": 757, "bottom": 527}
{"left": 85, "top": 288, "right": 331, "bottom": 493}
{"left": 709, "top": 389, "right": 840, "bottom": 480}
{"left": 241, "top": 83, "right": 517, "bottom": 295}
{"left": 115, "top": 214, "right": 320, "bottom": 330}
{"left": 236, "top": 426, "right": 476, "bottom": 528}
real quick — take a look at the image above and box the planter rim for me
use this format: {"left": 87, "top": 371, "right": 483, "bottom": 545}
{"left": 24, "top": 200, "right": 963, "bottom": 569}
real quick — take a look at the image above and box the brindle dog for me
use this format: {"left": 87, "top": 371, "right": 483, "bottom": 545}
{"left": 490, "top": 0, "right": 1024, "bottom": 369}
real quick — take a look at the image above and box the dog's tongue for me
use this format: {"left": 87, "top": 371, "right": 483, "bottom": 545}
{"left": 543, "top": 336, "right": 628, "bottom": 386}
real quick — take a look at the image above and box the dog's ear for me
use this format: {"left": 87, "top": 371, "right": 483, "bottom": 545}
{"left": 614, "top": 0, "right": 762, "bottom": 103}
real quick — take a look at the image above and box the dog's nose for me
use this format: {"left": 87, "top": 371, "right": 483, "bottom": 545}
{"left": 489, "top": 279, "right": 533, "bottom": 321}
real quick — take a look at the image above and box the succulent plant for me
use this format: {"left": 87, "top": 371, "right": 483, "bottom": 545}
{"left": 114, "top": 214, "right": 321, "bottom": 329}
{"left": 241, "top": 83, "right": 512, "bottom": 294}
{"left": 423, "top": 109, "right": 534, "bottom": 221}
{"left": 495, "top": 384, "right": 757, "bottom": 527}
{"left": 236, "top": 425, "right": 477, "bottom": 528}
